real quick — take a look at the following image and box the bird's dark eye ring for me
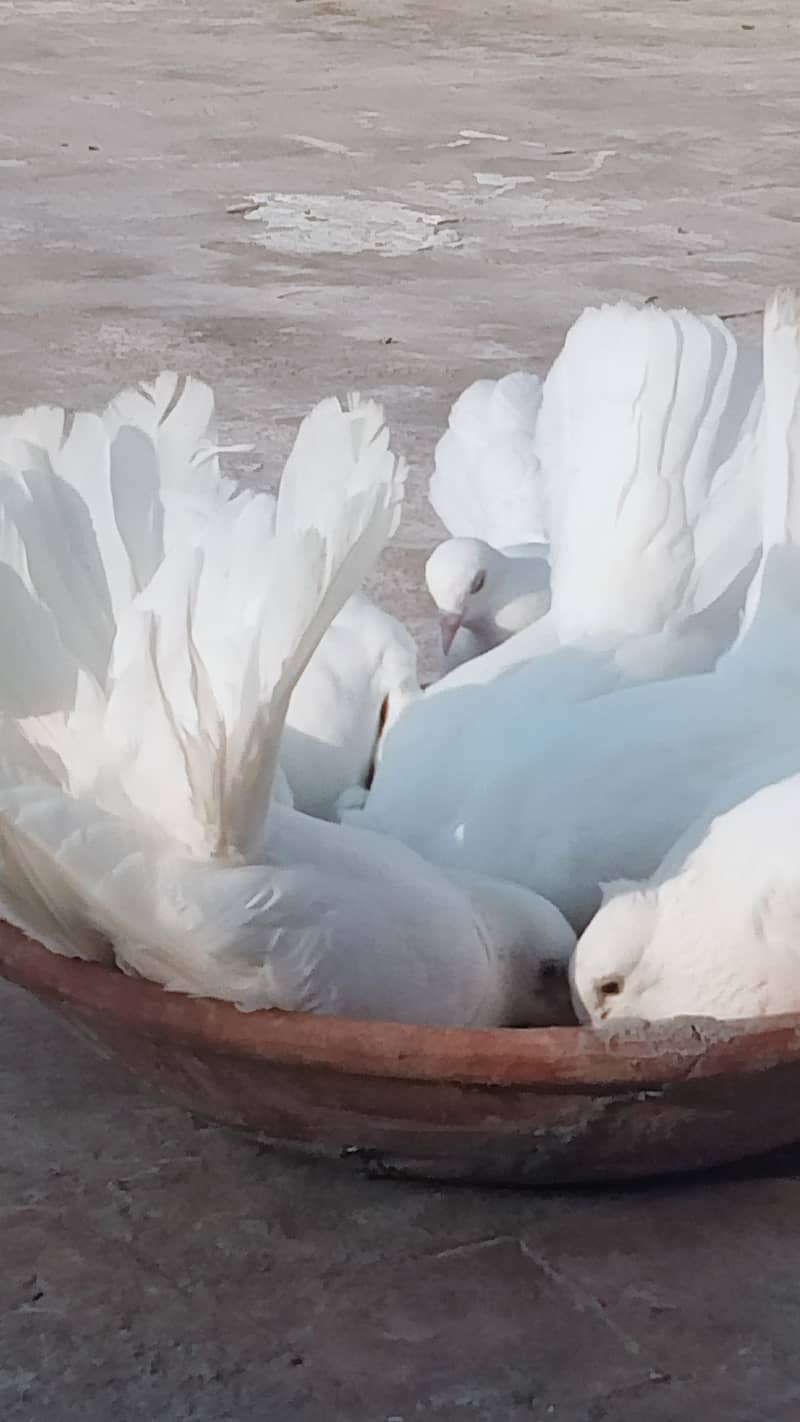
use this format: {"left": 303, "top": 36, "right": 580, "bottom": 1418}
{"left": 540, "top": 961, "right": 561, "bottom": 981}
{"left": 469, "top": 570, "right": 486, "bottom": 594}
{"left": 600, "top": 977, "right": 622, "bottom": 996}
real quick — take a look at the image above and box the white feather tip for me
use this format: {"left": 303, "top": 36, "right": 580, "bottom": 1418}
{"left": 764, "top": 288, "right": 800, "bottom": 338}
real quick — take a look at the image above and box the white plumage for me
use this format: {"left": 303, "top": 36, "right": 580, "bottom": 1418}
{"left": 569, "top": 289, "right": 800, "bottom": 1020}
{"left": 243, "top": 394, "right": 424, "bottom": 821}
{"left": 569, "top": 759, "right": 800, "bottom": 1024}
{"left": 0, "top": 379, "right": 576, "bottom": 1026}
{"left": 280, "top": 593, "right": 419, "bottom": 821}
{"left": 426, "top": 372, "right": 551, "bottom": 667}
{"left": 429, "top": 372, "right": 546, "bottom": 547}
{"left": 538, "top": 301, "right": 762, "bottom": 648}
{"left": 10, "top": 373, "right": 416, "bottom": 824}
{"left": 347, "top": 299, "right": 766, "bottom": 926}
{"left": 443, "top": 300, "right": 763, "bottom": 691}
{"left": 425, "top": 536, "right": 551, "bottom": 671}
{"left": 5, "top": 289, "right": 798, "bottom": 1035}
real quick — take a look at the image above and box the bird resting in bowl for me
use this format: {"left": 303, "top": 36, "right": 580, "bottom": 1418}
{"left": 0, "top": 376, "right": 575, "bottom": 1028}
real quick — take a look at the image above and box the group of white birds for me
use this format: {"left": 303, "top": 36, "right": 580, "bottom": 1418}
{"left": 3, "top": 288, "right": 800, "bottom": 1032}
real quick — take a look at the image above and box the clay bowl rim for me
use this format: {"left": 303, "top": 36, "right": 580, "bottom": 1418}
{"left": 3, "top": 922, "right": 800, "bottom": 1093}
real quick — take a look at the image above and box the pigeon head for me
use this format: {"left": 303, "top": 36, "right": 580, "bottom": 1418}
{"left": 448, "top": 868, "right": 577, "bottom": 1026}
{"left": 569, "top": 880, "right": 656, "bottom": 1024}
{"left": 425, "top": 537, "right": 502, "bottom": 653}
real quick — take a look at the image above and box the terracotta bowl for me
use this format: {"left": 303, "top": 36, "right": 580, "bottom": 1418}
{"left": 3, "top": 919, "right": 800, "bottom": 1185}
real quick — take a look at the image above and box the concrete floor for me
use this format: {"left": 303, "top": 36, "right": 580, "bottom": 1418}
{"left": 2, "top": 1, "right": 800, "bottom": 1417}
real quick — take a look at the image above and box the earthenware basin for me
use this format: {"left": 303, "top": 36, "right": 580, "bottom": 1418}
{"left": 2, "top": 920, "right": 800, "bottom": 1185}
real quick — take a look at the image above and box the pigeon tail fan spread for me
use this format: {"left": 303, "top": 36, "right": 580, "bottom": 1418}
{"left": 426, "top": 300, "right": 761, "bottom": 692}
{"left": 756, "top": 288, "right": 800, "bottom": 555}
{"left": 0, "top": 382, "right": 580, "bottom": 1027}
{"left": 0, "top": 373, "right": 250, "bottom": 721}
{"left": 102, "top": 371, "right": 253, "bottom": 547}
{"left": 734, "top": 288, "right": 800, "bottom": 649}
{"left": 103, "top": 397, "right": 406, "bottom": 858}
{"left": 537, "top": 300, "right": 762, "bottom": 645}
{"left": 352, "top": 300, "right": 764, "bottom": 859}
{"left": 0, "top": 384, "right": 407, "bottom": 864}
{"left": 542, "top": 285, "right": 800, "bottom": 952}
{"left": 429, "top": 372, "right": 546, "bottom": 547}
{"left": 0, "top": 377, "right": 244, "bottom": 964}
{"left": 0, "top": 383, "right": 542, "bottom": 1023}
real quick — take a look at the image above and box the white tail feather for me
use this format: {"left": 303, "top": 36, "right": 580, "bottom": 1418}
{"left": 0, "top": 376, "right": 247, "bottom": 720}
{"left": 758, "top": 289, "right": 800, "bottom": 552}
{"left": 537, "top": 302, "right": 761, "bottom": 645}
{"left": 429, "top": 373, "right": 546, "bottom": 546}
{"left": 104, "top": 372, "right": 227, "bottom": 500}
{"left": 735, "top": 289, "right": 800, "bottom": 648}
{"left": 0, "top": 391, "right": 405, "bottom": 863}
{"left": 0, "top": 377, "right": 405, "bottom": 867}
{"left": 0, "top": 374, "right": 409, "bottom": 1012}
{"left": 104, "top": 398, "right": 406, "bottom": 857}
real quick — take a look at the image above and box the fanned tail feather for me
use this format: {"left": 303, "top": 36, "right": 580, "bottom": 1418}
{"left": 103, "top": 397, "right": 406, "bottom": 857}
{"left": 758, "top": 289, "right": 800, "bottom": 553}
{"left": 536, "top": 302, "right": 762, "bottom": 644}
{"left": 0, "top": 374, "right": 247, "bottom": 728}
{"left": 735, "top": 289, "right": 800, "bottom": 648}
{"left": 429, "top": 372, "right": 546, "bottom": 546}
{"left": 0, "top": 377, "right": 406, "bottom": 975}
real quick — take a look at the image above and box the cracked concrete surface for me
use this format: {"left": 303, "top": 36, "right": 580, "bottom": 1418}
{"left": 3, "top": 1, "right": 800, "bottom": 1418}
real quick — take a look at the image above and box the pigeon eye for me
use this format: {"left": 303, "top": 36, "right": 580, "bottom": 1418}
{"left": 540, "top": 961, "right": 562, "bottom": 981}
{"left": 469, "top": 570, "right": 486, "bottom": 595}
{"left": 599, "top": 977, "right": 622, "bottom": 996}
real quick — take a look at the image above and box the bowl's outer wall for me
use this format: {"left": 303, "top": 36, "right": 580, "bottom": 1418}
{"left": 3, "top": 924, "right": 800, "bottom": 1184}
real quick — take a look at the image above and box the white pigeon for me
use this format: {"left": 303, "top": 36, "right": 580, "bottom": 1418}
{"left": 440, "top": 299, "right": 763, "bottom": 692}
{"left": 425, "top": 537, "right": 551, "bottom": 669}
{"left": 0, "top": 374, "right": 419, "bottom": 825}
{"left": 569, "top": 757, "right": 800, "bottom": 1024}
{"left": 0, "top": 381, "right": 576, "bottom": 1027}
{"left": 426, "top": 373, "right": 551, "bottom": 668}
{"left": 346, "top": 298, "right": 766, "bottom": 918}
{"left": 352, "top": 288, "right": 800, "bottom": 934}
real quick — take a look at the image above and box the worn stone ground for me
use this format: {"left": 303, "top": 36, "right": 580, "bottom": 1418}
{"left": 2, "top": 1, "right": 800, "bottom": 1418}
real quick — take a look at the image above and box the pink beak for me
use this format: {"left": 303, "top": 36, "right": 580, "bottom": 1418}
{"left": 440, "top": 614, "right": 462, "bottom": 655}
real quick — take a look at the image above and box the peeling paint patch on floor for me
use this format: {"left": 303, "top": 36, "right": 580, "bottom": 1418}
{"left": 233, "top": 192, "right": 462, "bottom": 256}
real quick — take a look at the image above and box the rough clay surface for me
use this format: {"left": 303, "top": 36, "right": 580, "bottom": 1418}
{"left": 3, "top": 2, "right": 800, "bottom": 1418}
